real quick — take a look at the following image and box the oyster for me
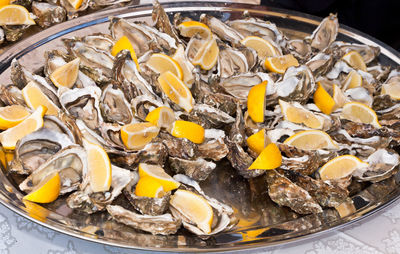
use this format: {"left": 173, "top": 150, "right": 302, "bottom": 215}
{"left": 171, "top": 174, "right": 238, "bottom": 236}
{"left": 10, "top": 128, "right": 73, "bottom": 175}
{"left": 307, "top": 13, "right": 338, "bottom": 51}
{"left": 123, "top": 171, "right": 171, "bottom": 216}
{"left": 59, "top": 87, "right": 103, "bottom": 131}
{"left": 31, "top": 1, "right": 66, "bottom": 28}
{"left": 19, "top": 145, "right": 87, "bottom": 195}
{"left": 67, "top": 165, "right": 133, "bottom": 213}
{"left": 199, "top": 14, "right": 243, "bottom": 46}
{"left": 107, "top": 205, "right": 181, "bottom": 235}
{"left": 100, "top": 83, "right": 133, "bottom": 125}
{"left": 353, "top": 149, "right": 400, "bottom": 182}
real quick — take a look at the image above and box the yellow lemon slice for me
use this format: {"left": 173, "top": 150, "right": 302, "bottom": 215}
{"left": 170, "top": 189, "right": 213, "bottom": 234}
{"left": 66, "top": 0, "right": 83, "bottom": 10}
{"left": 173, "top": 44, "right": 195, "bottom": 87}
{"left": 83, "top": 138, "right": 112, "bottom": 193}
{"left": 240, "top": 36, "right": 280, "bottom": 58}
{"left": 283, "top": 130, "right": 339, "bottom": 150}
{"left": 332, "top": 84, "right": 347, "bottom": 109}
{"left": 342, "top": 51, "right": 367, "bottom": 72}
{"left": 120, "top": 122, "right": 160, "bottom": 150}
{"left": 157, "top": 71, "right": 194, "bottom": 112}
{"left": 145, "top": 106, "right": 175, "bottom": 131}
{"left": 171, "top": 120, "right": 205, "bottom": 144}
{"left": 146, "top": 53, "right": 183, "bottom": 80}
{"left": 314, "top": 82, "right": 336, "bottom": 115}
{"left": 111, "top": 35, "right": 139, "bottom": 70}
{"left": 177, "top": 20, "right": 212, "bottom": 39}
{"left": 135, "top": 176, "right": 165, "bottom": 198}
{"left": 264, "top": 54, "right": 299, "bottom": 74}
{"left": 0, "top": 0, "right": 10, "bottom": 8}
{"left": 0, "top": 4, "right": 35, "bottom": 25}
{"left": 319, "top": 155, "right": 368, "bottom": 180}
{"left": 0, "top": 105, "right": 46, "bottom": 150}
{"left": 0, "top": 105, "right": 30, "bottom": 130}
{"left": 138, "top": 163, "right": 180, "bottom": 192}
{"left": 192, "top": 36, "right": 219, "bottom": 70}
{"left": 341, "top": 101, "right": 381, "bottom": 128}
{"left": 279, "top": 99, "right": 324, "bottom": 129}
{"left": 342, "top": 70, "right": 362, "bottom": 90}
{"left": 49, "top": 58, "right": 80, "bottom": 88}
{"left": 23, "top": 172, "right": 60, "bottom": 203}
{"left": 248, "top": 143, "right": 282, "bottom": 170}
{"left": 22, "top": 81, "right": 60, "bottom": 116}
{"left": 381, "top": 82, "right": 400, "bottom": 100}
{"left": 247, "top": 81, "right": 267, "bottom": 123}
{"left": 246, "top": 129, "right": 269, "bottom": 155}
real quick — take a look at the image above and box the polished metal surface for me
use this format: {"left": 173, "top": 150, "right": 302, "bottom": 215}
{"left": 0, "top": 2, "right": 399, "bottom": 252}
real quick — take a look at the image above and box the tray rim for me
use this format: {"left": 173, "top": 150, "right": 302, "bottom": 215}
{"left": 0, "top": 1, "right": 400, "bottom": 252}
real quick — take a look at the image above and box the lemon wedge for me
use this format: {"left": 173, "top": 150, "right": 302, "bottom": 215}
{"left": 0, "top": 5, "right": 35, "bottom": 25}
{"left": 192, "top": 36, "right": 219, "bottom": 70}
{"left": 381, "top": 82, "right": 400, "bottom": 100}
{"left": 177, "top": 20, "right": 211, "bottom": 39}
{"left": 23, "top": 172, "right": 60, "bottom": 203}
{"left": 135, "top": 176, "right": 165, "bottom": 198}
{"left": 342, "top": 70, "right": 362, "bottom": 90}
{"left": 264, "top": 54, "right": 299, "bottom": 74}
{"left": 146, "top": 53, "right": 183, "bottom": 80}
{"left": 248, "top": 143, "right": 282, "bottom": 170}
{"left": 279, "top": 99, "right": 324, "bottom": 129}
{"left": 170, "top": 189, "right": 213, "bottom": 234}
{"left": 0, "top": 105, "right": 30, "bottom": 130}
{"left": 246, "top": 129, "right": 269, "bottom": 155}
{"left": 247, "top": 81, "right": 267, "bottom": 123}
{"left": 240, "top": 36, "right": 280, "bottom": 58}
{"left": 120, "top": 122, "right": 160, "bottom": 150}
{"left": 283, "top": 130, "right": 339, "bottom": 150}
{"left": 341, "top": 101, "right": 381, "bottom": 128}
{"left": 319, "top": 155, "right": 368, "bottom": 180}
{"left": 314, "top": 82, "right": 336, "bottom": 115}
{"left": 49, "top": 58, "right": 80, "bottom": 88}
{"left": 83, "top": 138, "right": 112, "bottom": 192}
{"left": 145, "top": 106, "right": 175, "bottom": 131}
{"left": 158, "top": 71, "right": 194, "bottom": 112}
{"left": 171, "top": 120, "right": 205, "bottom": 144}
{"left": 22, "top": 81, "right": 60, "bottom": 115}
{"left": 0, "top": 105, "right": 46, "bottom": 150}
{"left": 138, "top": 163, "right": 180, "bottom": 192}
{"left": 66, "top": 0, "right": 83, "bottom": 10}
{"left": 111, "top": 35, "right": 140, "bottom": 70}
{"left": 342, "top": 51, "right": 367, "bottom": 72}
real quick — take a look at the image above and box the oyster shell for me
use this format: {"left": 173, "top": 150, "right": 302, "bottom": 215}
{"left": 106, "top": 205, "right": 181, "bottom": 235}
{"left": 265, "top": 170, "right": 323, "bottom": 214}
{"left": 168, "top": 157, "right": 216, "bottom": 181}
{"left": 283, "top": 170, "right": 349, "bottom": 208}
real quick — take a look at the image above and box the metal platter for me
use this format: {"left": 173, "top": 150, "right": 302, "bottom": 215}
{"left": 0, "top": 2, "right": 399, "bottom": 252}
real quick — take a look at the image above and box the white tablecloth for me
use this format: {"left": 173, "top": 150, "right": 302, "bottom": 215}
{"left": 0, "top": 199, "right": 399, "bottom": 253}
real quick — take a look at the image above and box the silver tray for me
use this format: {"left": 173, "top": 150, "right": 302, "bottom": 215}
{"left": 0, "top": 2, "right": 400, "bottom": 252}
